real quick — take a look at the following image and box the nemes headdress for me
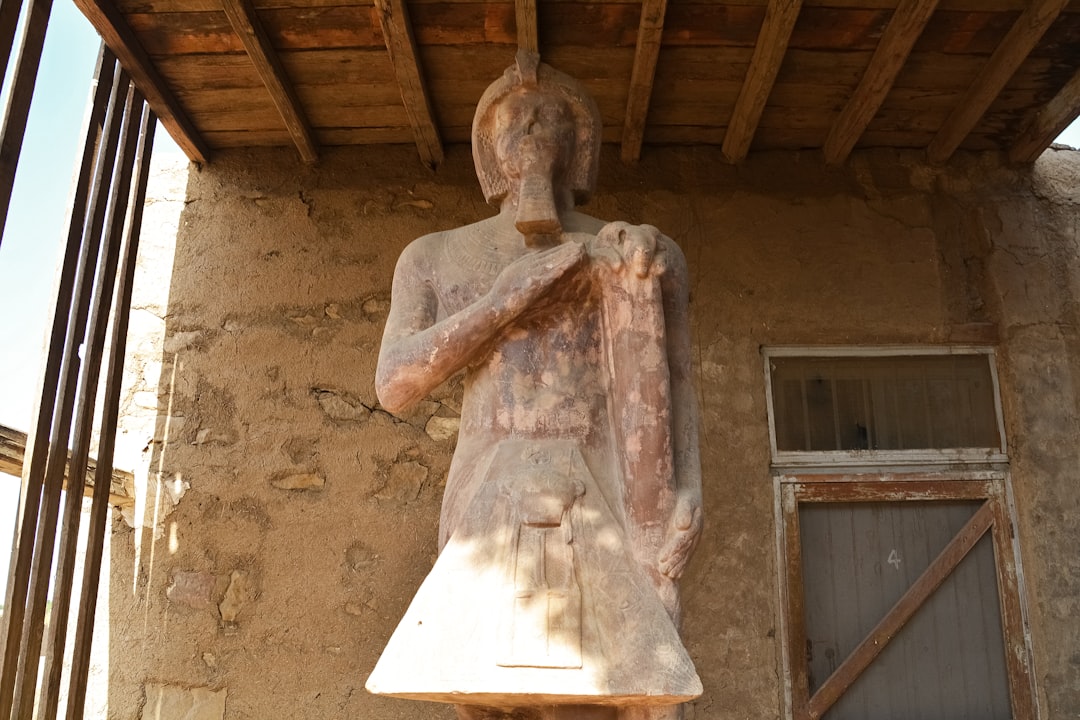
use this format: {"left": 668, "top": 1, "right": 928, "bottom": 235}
{"left": 472, "top": 50, "right": 602, "bottom": 207}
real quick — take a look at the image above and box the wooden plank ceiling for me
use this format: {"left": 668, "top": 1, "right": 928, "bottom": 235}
{"left": 72, "top": 0, "right": 1080, "bottom": 166}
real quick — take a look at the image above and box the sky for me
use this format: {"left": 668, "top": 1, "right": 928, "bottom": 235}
{"left": 0, "top": 1, "right": 180, "bottom": 589}
{"left": 0, "top": 4, "right": 1079, "bottom": 588}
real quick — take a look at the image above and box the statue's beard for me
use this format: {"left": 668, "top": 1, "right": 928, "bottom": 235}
{"left": 502, "top": 135, "right": 567, "bottom": 242}
{"left": 515, "top": 171, "right": 560, "bottom": 240}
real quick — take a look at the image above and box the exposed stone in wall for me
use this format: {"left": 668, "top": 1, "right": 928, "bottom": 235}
{"left": 218, "top": 570, "right": 255, "bottom": 631}
{"left": 142, "top": 683, "right": 226, "bottom": 720}
{"left": 270, "top": 472, "right": 325, "bottom": 491}
{"left": 112, "top": 144, "right": 1080, "bottom": 720}
{"left": 167, "top": 570, "right": 227, "bottom": 610}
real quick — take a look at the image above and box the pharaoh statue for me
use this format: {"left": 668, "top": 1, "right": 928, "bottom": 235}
{"left": 366, "top": 51, "right": 703, "bottom": 720}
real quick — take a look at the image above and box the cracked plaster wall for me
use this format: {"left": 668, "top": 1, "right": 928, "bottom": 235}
{"left": 109, "top": 144, "right": 1080, "bottom": 720}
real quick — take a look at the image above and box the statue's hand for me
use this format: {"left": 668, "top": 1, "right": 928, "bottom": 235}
{"left": 488, "top": 241, "right": 586, "bottom": 320}
{"left": 658, "top": 491, "right": 703, "bottom": 580}
{"left": 590, "top": 222, "right": 668, "bottom": 279}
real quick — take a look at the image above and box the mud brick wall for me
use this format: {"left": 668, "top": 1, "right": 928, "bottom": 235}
{"left": 110, "top": 145, "right": 1080, "bottom": 720}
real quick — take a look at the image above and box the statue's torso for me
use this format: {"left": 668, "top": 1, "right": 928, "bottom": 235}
{"left": 425, "top": 215, "right": 621, "bottom": 544}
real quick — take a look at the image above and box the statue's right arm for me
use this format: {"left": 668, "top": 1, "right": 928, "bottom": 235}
{"left": 376, "top": 237, "right": 585, "bottom": 414}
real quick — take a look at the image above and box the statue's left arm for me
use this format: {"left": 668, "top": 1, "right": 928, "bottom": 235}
{"left": 657, "top": 238, "right": 703, "bottom": 580}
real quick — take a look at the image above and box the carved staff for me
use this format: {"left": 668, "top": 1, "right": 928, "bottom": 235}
{"left": 592, "top": 222, "right": 679, "bottom": 617}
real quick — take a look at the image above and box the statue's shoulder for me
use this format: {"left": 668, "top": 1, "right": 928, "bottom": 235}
{"left": 656, "top": 231, "right": 687, "bottom": 265}
{"left": 394, "top": 228, "right": 452, "bottom": 275}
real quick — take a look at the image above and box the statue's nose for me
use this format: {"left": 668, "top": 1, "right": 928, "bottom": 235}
{"left": 523, "top": 106, "right": 543, "bottom": 135}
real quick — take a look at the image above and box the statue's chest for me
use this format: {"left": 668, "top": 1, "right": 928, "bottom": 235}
{"left": 495, "top": 307, "right": 604, "bottom": 381}
{"left": 434, "top": 235, "right": 521, "bottom": 315}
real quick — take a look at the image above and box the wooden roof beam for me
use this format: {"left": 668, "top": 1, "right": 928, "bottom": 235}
{"left": 222, "top": 0, "right": 317, "bottom": 164}
{"left": 72, "top": 0, "right": 210, "bottom": 164}
{"left": 823, "top": 0, "right": 939, "bottom": 164}
{"left": 515, "top": 0, "right": 538, "bottom": 52}
{"left": 1009, "top": 68, "right": 1080, "bottom": 163}
{"left": 375, "top": 0, "right": 444, "bottom": 169}
{"left": 621, "top": 0, "right": 668, "bottom": 163}
{"left": 927, "top": 0, "right": 1069, "bottom": 163}
{"left": 0, "top": 424, "right": 134, "bottom": 509}
{"left": 722, "top": 0, "right": 802, "bottom": 163}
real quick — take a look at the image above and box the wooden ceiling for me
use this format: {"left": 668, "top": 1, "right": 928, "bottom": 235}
{"left": 72, "top": 0, "right": 1080, "bottom": 167}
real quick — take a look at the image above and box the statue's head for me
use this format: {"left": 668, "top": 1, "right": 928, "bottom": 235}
{"left": 472, "top": 50, "right": 602, "bottom": 207}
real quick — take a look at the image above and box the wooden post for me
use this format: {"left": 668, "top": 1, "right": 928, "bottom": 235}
{"left": 3, "top": 57, "right": 130, "bottom": 720}
{"left": 0, "top": 0, "right": 22, "bottom": 83}
{"left": 0, "top": 44, "right": 116, "bottom": 720}
{"left": 0, "top": 0, "right": 53, "bottom": 246}
{"left": 38, "top": 78, "right": 144, "bottom": 720}
{"left": 65, "top": 104, "right": 155, "bottom": 720}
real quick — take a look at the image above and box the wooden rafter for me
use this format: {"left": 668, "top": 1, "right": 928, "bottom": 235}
{"left": 0, "top": 428, "right": 133, "bottom": 508}
{"left": 1009, "top": 67, "right": 1080, "bottom": 163}
{"left": 927, "top": 0, "right": 1069, "bottom": 163}
{"left": 515, "top": 0, "right": 538, "bottom": 52}
{"left": 621, "top": 0, "right": 668, "bottom": 163}
{"left": 71, "top": 0, "right": 209, "bottom": 164}
{"left": 722, "top": 0, "right": 802, "bottom": 163}
{"left": 222, "top": 0, "right": 318, "bottom": 163}
{"left": 806, "top": 501, "right": 994, "bottom": 720}
{"left": 823, "top": 0, "right": 939, "bottom": 165}
{"left": 374, "top": 0, "right": 444, "bottom": 169}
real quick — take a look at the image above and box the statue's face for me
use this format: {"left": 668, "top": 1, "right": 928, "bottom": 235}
{"left": 492, "top": 86, "right": 575, "bottom": 185}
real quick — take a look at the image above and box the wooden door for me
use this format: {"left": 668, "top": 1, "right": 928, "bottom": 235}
{"left": 780, "top": 476, "right": 1035, "bottom": 720}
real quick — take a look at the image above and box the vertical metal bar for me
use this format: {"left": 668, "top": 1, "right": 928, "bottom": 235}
{"left": 0, "top": 44, "right": 114, "bottom": 720}
{"left": 0, "top": 0, "right": 22, "bottom": 84}
{"left": 891, "top": 370, "right": 905, "bottom": 449}
{"left": 800, "top": 374, "right": 811, "bottom": 451}
{"left": 66, "top": 106, "right": 155, "bottom": 720}
{"left": 829, "top": 375, "right": 841, "bottom": 451}
{"left": 0, "top": 0, "right": 54, "bottom": 244}
{"left": 38, "top": 80, "right": 143, "bottom": 720}
{"left": 861, "top": 378, "right": 874, "bottom": 450}
{"left": 10, "top": 63, "right": 129, "bottom": 720}
{"left": 922, "top": 376, "right": 934, "bottom": 447}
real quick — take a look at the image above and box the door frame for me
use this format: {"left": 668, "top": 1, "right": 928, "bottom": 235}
{"left": 774, "top": 471, "right": 1037, "bottom": 720}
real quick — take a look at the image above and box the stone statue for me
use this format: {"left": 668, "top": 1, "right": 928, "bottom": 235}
{"left": 366, "top": 51, "right": 703, "bottom": 720}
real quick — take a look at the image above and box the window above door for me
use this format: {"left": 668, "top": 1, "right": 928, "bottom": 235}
{"left": 764, "top": 347, "right": 1007, "bottom": 468}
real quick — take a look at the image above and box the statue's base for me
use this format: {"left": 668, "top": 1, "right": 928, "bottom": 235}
{"left": 365, "top": 440, "right": 701, "bottom": 707}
